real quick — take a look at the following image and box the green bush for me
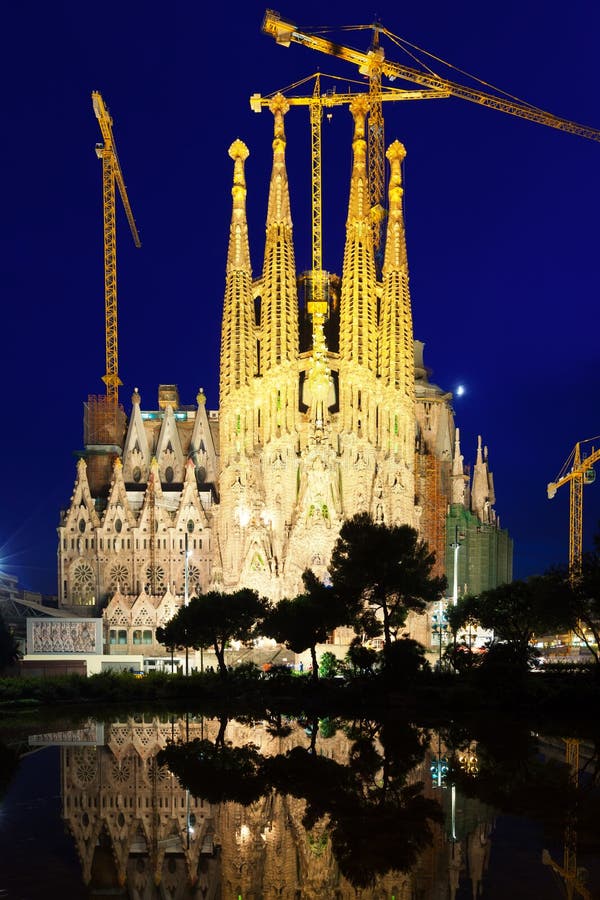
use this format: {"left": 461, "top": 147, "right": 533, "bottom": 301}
{"left": 318, "top": 652, "right": 339, "bottom": 679}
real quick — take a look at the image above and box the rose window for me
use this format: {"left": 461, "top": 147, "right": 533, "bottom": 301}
{"left": 148, "top": 759, "right": 171, "bottom": 784}
{"left": 72, "top": 562, "right": 95, "bottom": 605}
{"left": 111, "top": 760, "right": 133, "bottom": 784}
{"left": 73, "top": 748, "right": 97, "bottom": 786}
{"left": 145, "top": 565, "right": 166, "bottom": 593}
{"left": 185, "top": 564, "right": 201, "bottom": 596}
{"left": 109, "top": 564, "right": 130, "bottom": 593}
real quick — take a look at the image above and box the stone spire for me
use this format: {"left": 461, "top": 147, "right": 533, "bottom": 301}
{"left": 471, "top": 435, "right": 496, "bottom": 524}
{"left": 260, "top": 94, "right": 299, "bottom": 374}
{"left": 220, "top": 139, "right": 255, "bottom": 404}
{"left": 339, "top": 95, "right": 378, "bottom": 375}
{"left": 380, "top": 140, "right": 412, "bottom": 388}
{"left": 451, "top": 426, "right": 467, "bottom": 505}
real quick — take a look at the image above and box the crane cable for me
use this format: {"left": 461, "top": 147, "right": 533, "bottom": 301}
{"left": 290, "top": 20, "right": 560, "bottom": 117}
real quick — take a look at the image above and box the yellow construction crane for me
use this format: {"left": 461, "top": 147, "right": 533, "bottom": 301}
{"left": 262, "top": 10, "right": 600, "bottom": 141}
{"left": 548, "top": 438, "right": 600, "bottom": 576}
{"left": 542, "top": 739, "right": 592, "bottom": 900}
{"left": 92, "top": 91, "right": 141, "bottom": 409}
{"left": 251, "top": 73, "right": 449, "bottom": 311}
{"left": 262, "top": 10, "right": 600, "bottom": 265}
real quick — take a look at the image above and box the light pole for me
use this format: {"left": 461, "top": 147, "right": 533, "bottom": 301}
{"left": 184, "top": 532, "right": 190, "bottom": 677}
{"left": 451, "top": 526, "right": 462, "bottom": 606}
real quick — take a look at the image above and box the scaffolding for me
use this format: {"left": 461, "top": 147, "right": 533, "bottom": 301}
{"left": 84, "top": 394, "right": 127, "bottom": 449}
{"left": 418, "top": 450, "right": 447, "bottom": 578}
{"left": 83, "top": 394, "right": 127, "bottom": 499}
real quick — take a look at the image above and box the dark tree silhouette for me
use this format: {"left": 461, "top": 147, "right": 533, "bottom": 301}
{"left": 0, "top": 616, "right": 20, "bottom": 673}
{"left": 459, "top": 576, "right": 569, "bottom": 668}
{"left": 262, "top": 569, "right": 348, "bottom": 680}
{"left": 329, "top": 513, "right": 446, "bottom": 649}
{"left": 157, "top": 589, "right": 269, "bottom": 678}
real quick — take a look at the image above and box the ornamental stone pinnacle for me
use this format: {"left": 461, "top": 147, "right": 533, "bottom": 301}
{"left": 379, "top": 139, "right": 415, "bottom": 514}
{"left": 339, "top": 94, "right": 378, "bottom": 378}
{"left": 221, "top": 138, "right": 255, "bottom": 415}
{"left": 268, "top": 92, "right": 290, "bottom": 147}
{"left": 261, "top": 90, "right": 298, "bottom": 375}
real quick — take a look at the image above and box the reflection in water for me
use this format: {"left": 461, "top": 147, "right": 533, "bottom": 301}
{"left": 33, "top": 715, "right": 501, "bottom": 898}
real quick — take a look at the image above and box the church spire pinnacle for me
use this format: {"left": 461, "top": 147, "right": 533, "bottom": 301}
{"left": 260, "top": 94, "right": 299, "bottom": 375}
{"left": 339, "top": 95, "right": 378, "bottom": 374}
{"left": 451, "top": 426, "right": 468, "bottom": 505}
{"left": 220, "top": 139, "right": 255, "bottom": 405}
{"left": 471, "top": 435, "right": 496, "bottom": 524}
{"left": 379, "top": 139, "right": 413, "bottom": 398}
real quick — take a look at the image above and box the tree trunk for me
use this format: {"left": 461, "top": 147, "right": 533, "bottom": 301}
{"left": 215, "top": 716, "right": 228, "bottom": 748}
{"left": 214, "top": 641, "right": 227, "bottom": 677}
{"left": 308, "top": 717, "right": 318, "bottom": 753}
{"left": 310, "top": 645, "right": 319, "bottom": 681}
{"left": 381, "top": 599, "right": 392, "bottom": 649}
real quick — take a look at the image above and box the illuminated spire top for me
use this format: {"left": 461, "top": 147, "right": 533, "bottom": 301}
{"left": 265, "top": 93, "right": 292, "bottom": 226}
{"left": 382, "top": 140, "right": 408, "bottom": 272}
{"left": 260, "top": 93, "right": 299, "bottom": 374}
{"left": 339, "top": 95, "right": 377, "bottom": 373}
{"left": 225, "top": 139, "right": 251, "bottom": 273}
{"left": 220, "top": 139, "right": 255, "bottom": 403}
{"left": 379, "top": 139, "right": 413, "bottom": 395}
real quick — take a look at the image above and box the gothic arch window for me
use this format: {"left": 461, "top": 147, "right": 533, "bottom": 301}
{"left": 71, "top": 562, "right": 95, "bottom": 605}
{"left": 133, "top": 466, "right": 142, "bottom": 483}
{"left": 187, "top": 519, "right": 195, "bottom": 533}
{"left": 165, "top": 466, "right": 174, "bottom": 483}
{"left": 115, "top": 518, "right": 123, "bottom": 533}
{"left": 78, "top": 518, "right": 86, "bottom": 533}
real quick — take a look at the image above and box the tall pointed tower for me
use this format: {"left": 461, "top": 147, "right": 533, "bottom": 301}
{"left": 338, "top": 96, "right": 378, "bottom": 443}
{"left": 217, "top": 138, "right": 259, "bottom": 587}
{"left": 217, "top": 103, "right": 304, "bottom": 598}
{"left": 377, "top": 140, "right": 416, "bottom": 527}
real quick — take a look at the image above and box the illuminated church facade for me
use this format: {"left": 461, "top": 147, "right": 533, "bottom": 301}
{"left": 57, "top": 95, "right": 512, "bottom": 650}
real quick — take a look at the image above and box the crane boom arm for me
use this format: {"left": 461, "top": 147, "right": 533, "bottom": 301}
{"left": 262, "top": 10, "right": 600, "bottom": 142}
{"left": 92, "top": 91, "right": 141, "bottom": 248}
{"left": 251, "top": 86, "right": 450, "bottom": 110}
{"left": 548, "top": 445, "right": 600, "bottom": 497}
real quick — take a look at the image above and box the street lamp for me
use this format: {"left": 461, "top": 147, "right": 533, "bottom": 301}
{"left": 430, "top": 734, "right": 448, "bottom": 788}
{"left": 451, "top": 527, "right": 462, "bottom": 606}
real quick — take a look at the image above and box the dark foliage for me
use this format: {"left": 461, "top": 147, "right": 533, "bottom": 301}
{"left": 329, "top": 513, "right": 446, "bottom": 648}
{"left": 0, "top": 616, "right": 20, "bottom": 673}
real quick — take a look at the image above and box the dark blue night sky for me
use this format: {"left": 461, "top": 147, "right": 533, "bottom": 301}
{"left": 2, "top": 0, "right": 599, "bottom": 594}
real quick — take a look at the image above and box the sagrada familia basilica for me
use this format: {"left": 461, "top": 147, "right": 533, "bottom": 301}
{"left": 57, "top": 94, "right": 512, "bottom": 653}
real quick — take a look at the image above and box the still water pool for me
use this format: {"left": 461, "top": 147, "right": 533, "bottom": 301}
{"left": 1, "top": 711, "right": 599, "bottom": 898}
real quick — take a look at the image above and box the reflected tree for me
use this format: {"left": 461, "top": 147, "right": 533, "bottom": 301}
{"left": 159, "top": 715, "right": 443, "bottom": 888}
